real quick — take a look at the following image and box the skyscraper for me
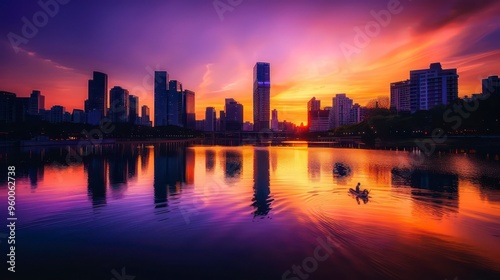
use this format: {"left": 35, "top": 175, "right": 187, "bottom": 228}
{"left": 29, "top": 90, "right": 45, "bottom": 115}
{"left": 109, "top": 86, "right": 129, "bottom": 123}
{"left": 129, "top": 95, "right": 139, "bottom": 124}
{"left": 184, "top": 90, "right": 196, "bottom": 129}
{"left": 225, "top": 98, "right": 244, "bottom": 131}
{"left": 329, "top": 94, "right": 353, "bottom": 129}
{"left": 253, "top": 62, "right": 271, "bottom": 131}
{"left": 154, "top": 71, "right": 169, "bottom": 127}
{"left": 271, "top": 109, "right": 279, "bottom": 131}
{"left": 168, "top": 80, "right": 183, "bottom": 126}
{"left": 141, "top": 105, "right": 152, "bottom": 127}
{"left": 409, "top": 63, "right": 458, "bottom": 112}
{"left": 390, "top": 80, "right": 411, "bottom": 112}
{"left": 85, "top": 71, "right": 108, "bottom": 124}
{"left": 482, "top": 76, "right": 500, "bottom": 96}
{"left": 205, "top": 107, "right": 216, "bottom": 132}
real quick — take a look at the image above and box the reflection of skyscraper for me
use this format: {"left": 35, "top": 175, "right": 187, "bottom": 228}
{"left": 224, "top": 150, "right": 242, "bottom": 179}
{"left": 308, "top": 151, "right": 321, "bottom": 182}
{"left": 253, "top": 62, "right": 271, "bottom": 131}
{"left": 205, "top": 150, "right": 216, "bottom": 172}
{"left": 252, "top": 149, "right": 273, "bottom": 217}
{"left": 28, "top": 166, "right": 44, "bottom": 188}
{"left": 141, "top": 146, "right": 151, "bottom": 171}
{"left": 153, "top": 144, "right": 189, "bottom": 208}
{"left": 86, "top": 156, "right": 107, "bottom": 207}
{"left": 109, "top": 153, "right": 128, "bottom": 197}
{"left": 186, "top": 148, "right": 195, "bottom": 185}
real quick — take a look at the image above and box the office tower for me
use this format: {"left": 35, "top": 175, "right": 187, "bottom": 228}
{"left": 390, "top": 80, "right": 411, "bottom": 112}
{"left": 49, "top": 105, "right": 65, "bottom": 123}
{"left": 308, "top": 97, "right": 329, "bottom": 132}
{"left": 141, "top": 105, "right": 151, "bottom": 127}
{"left": 218, "top": 110, "right": 225, "bottom": 132}
{"left": 154, "top": 71, "right": 169, "bottom": 127}
{"left": 225, "top": 98, "right": 243, "bottom": 131}
{"left": 167, "top": 80, "right": 183, "bottom": 126}
{"left": 14, "top": 97, "right": 29, "bottom": 123}
{"left": 29, "top": 90, "right": 45, "bottom": 115}
{"left": 482, "top": 76, "right": 500, "bottom": 96}
{"left": 271, "top": 109, "right": 279, "bottom": 131}
{"left": 85, "top": 71, "right": 108, "bottom": 124}
{"left": 350, "top": 103, "right": 361, "bottom": 124}
{"left": 109, "top": 86, "right": 129, "bottom": 123}
{"left": 184, "top": 90, "right": 196, "bottom": 129}
{"left": 409, "top": 63, "right": 458, "bottom": 112}
{"left": 129, "top": 95, "right": 139, "bottom": 124}
{"left": 329, "top": 94, "right": 353, "bottom": 129}
{"left": 205, "top": 107, "right": 216, "bottom": 132}
{"left": 253, "top": 62, "right": 271, "bottom": 131}
{"left": 0, "top": 91, "right": 17, "bottom": 123}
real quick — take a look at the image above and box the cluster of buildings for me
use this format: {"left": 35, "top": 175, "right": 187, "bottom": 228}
{"left": 307, "top": 94, "right": 363, "bottom": 132}
{"left": 0, "top": 71, "right": 154, "bottom": 126}
{"left": 390, "top": 62, "right": 499, "bottom": 113}
{"left": 2, "top": 61, "right": 498, "bottom": 135}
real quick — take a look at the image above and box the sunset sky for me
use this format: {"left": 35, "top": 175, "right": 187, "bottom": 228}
{"left": 1, "top": 0, "right": 499, "bottom": 125}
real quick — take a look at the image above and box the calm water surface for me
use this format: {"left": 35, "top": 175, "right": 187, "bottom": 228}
{"left": 0, "top": 143, "right": 499, "bottom": 280}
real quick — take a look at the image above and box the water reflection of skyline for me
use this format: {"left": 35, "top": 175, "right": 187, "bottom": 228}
{"left": 252, "top": 149, "right": 273, "bottom": 218}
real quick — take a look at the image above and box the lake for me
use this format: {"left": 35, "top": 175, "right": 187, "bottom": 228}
{"left": 0, "top": 143, "right": 499, "bottom": 279}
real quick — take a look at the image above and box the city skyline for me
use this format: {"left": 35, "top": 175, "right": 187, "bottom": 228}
{"left": 1, "top": 1, "right": 499, "bottom": 125}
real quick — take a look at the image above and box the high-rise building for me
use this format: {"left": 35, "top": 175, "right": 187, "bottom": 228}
{"left": 409, "top": 63, "right": 458, "bottom": 112}
{"left": 307, "top": 97, "right": 330, "bottom": 132}
{"left": 253, "top": 62, "right": 271, "bottom": 131}
{"left": 109, "top": 86, "right": 129, "bottom": 123}
{"left": 129, "top": 95, "right": 139, "bottom": 125}
{"left": 141, "top": 105, "right": 152, "bottom": 127}
{"left": 390, "top": 80, "right": 411, "bottom": 112}
{"left": 29, "top": 90, "right": 45, "bottom": 115}
{"left": 350, "top": 103, "right": 361, "bottom": 124}
{"left": 85, "top": 72, "right": 108, "bottom": 123}
{"left": 167, "top": 80, "right": 183, "bottom": 126}
{"left": 482, "top": 76, "right": 500, "bottom": 96}
{"left": 218, "top": 110, "right": 225, "bottom": 132}
{"left": 329, "top": 94, "right": 353, "bottom": 129}
{"left": 0, "top": 91, "right": 16, "bottom": 123}
{"left": 154, "top": 71, "right": 169, "bottom": 127}
{"left": 225, "top": 98, "right": 243, "bottom": 131}
{"left": 205, "top": 107, "right": 216, "bottom": 132}
{"left": 271, "top": 109, "right": 279, "bottom": 131}
{"left": 184, "top": 90, "right": 196, "bottom": 130}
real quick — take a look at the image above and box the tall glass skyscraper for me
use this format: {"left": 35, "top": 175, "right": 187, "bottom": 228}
{"left": 154, "top": 71, "right": 169, "bottom": 127}
{"left": 253, "top": 62, "right": 271, "bottom": 131}
{"left": 85, "top": 71, "right": 108, "bottom": 124}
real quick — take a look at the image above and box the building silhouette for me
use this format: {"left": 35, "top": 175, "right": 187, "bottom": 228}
{"left": 225, "top": 98, "right": 243, "bottom": 131}
{"left": 390, "top": 80, "right": 411, "bottom": 112}
{"left": 205, "top": 107, "right": 216, "bottom": 132}
{"left": 482, "top": 76, "right": 500, "bottom": 96}
{"left": 109, "top": 86, "right": 129, "bottom": 123}
{"left": 29, "top": 90, "right": 45, "bottom": 115}
{"left": 271, "top": 109, "right": 279, "bottom": 131}
{"left": 0, "top": 91, "right": 16, "bottom": 123}
{"left": 409, "top": 63, "right": 458, "bottom": 112}
{"left": 85, "top": 71, "right": 108, "bottom": 125}
{"left": 168, "top": 80, "right": 183, "bottom": 126}
{"left": 184, "top": 90, "right": 196, "bottom": 129}
{"left": 253, "top": 62, "right": 271, "bottom": 131}
{"left": 154, "top": 71, "right": 169, "bottom": 127}
{"left": 141, "top": 105, "right": 152, "bottom": 127}
{"left": 129, "top": 95, "right": 139, "bottom": 124}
